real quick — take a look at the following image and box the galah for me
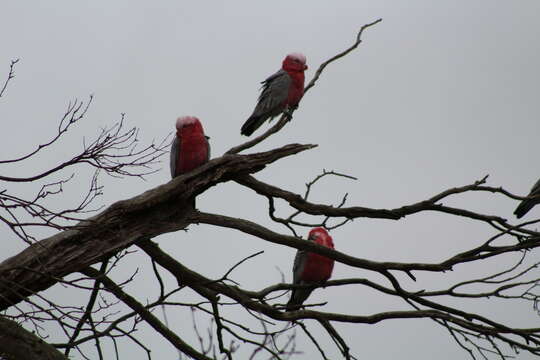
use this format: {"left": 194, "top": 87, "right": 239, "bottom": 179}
{"left": 241, "top": 53, "right": 308, "bottom": 136}
{"left": 514, "top": 178, "right": 540, "bottom": 218}
{"left": 286, "top": 227, "right": 335, "bottom": 311}
{"left": 170, "top": 116, "right": 210, "bottom": 178}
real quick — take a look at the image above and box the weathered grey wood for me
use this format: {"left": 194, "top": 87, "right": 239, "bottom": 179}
{"left": 0, "top": 316, "right": 68, "bottom": 360}
{"left": 0, "top": 144, "right": 315, "bottom": 311}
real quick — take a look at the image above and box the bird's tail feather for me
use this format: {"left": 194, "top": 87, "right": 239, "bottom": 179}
{"left": 241, "top": 115, "right": 264, "bottom": 136}
{"left": 285, "top": 288, "right": 313, "bottom": 311}
{"left": 514, "top": 200, "right": 535, "bottom": 219}
{"left": 285, "top": 292, "right": 301, "bottom": 311}
{"left": 285, "top": 301, "right": 299, "bottom": 312}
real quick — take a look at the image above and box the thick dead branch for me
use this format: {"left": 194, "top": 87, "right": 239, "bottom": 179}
{"left": 0, "top": 315, "right": 68, "bottom": 360}
{"left": 0, "top": 143, "right": 315, "bottom": 310}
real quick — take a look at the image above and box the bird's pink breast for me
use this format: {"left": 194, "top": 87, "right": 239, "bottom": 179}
{"left": 176, "top": 130, "right": 208, "bottom": 175}
{"left": 301, "top": 253, "right": 334, "bottom": 282}
{"left": 285, "top": 71, "right": 305, "bottom": 107}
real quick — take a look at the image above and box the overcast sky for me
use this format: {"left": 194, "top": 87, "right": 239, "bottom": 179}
{"left": 2, "top": 1, "right": 540, "bottom": 359}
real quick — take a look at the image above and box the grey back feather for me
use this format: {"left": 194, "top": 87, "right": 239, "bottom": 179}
{"left": 170, "top": 137, "right": 180, "bottom": 178}
{"left": 292, "top": 249, "right": 308, "bottom": 285}
{"left": 205, "top": 136, "right": 211, "bottom": 162}
{"left": 514, "top": 177, "right": 540, "bottom": 218}
{"left": 252, "top": 69, "right": 291, "bottom": 119}
{"left": 287, "top": 247, "right": 312, "bottom": 311}
{"left": 529, "top": 178, "right": 540, "bottom": 196}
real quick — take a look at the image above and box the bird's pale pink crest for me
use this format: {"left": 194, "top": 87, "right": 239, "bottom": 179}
{"left": 176, "top": 116, "right": 201, "bottom": 130}
{"left": 283, "top": 52, "right": 308, "bottom": 71}
{"left": 286, "top": 52, "right": 306, "bottom": 64}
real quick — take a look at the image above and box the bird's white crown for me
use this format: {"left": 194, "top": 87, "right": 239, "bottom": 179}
{"left": 176, "top": 116, "right": 200, "bottom": 129}
{"left": 287, "top": 52, "right": 306, "bottom": 64}
{"left": 309, "top": 227, "right": 328, "bottom": 239}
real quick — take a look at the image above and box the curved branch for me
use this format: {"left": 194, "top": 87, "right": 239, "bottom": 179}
{"left": 304, "top": 18, "right": 382, "bottom": 93}
{"left": 190, "top": 211, "right": 540, "bottom": 274}
{"left": 237, "top": 175, "right": 399, "bottom": 219}
{"left": 237, "top": 175, "right": 540, "bottom": 238}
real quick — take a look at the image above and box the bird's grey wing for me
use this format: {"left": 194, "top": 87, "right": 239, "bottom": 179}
{"left": 529, "top": 178, "right": 540, "bottom": 196}
{"left": 292, "top": 249, "right": 308, "bottom": 284}
{"left": 252, "top": 69, "right": 291, "bottom": 118}
{"left": 170, "top": 137, "right": 180, "bottom": 178}
{"left": 205, "top": 135, "right": 211, "bottom": 162}
{"left": 514, "top": 177, "right": 540, "bottom": 218}
{"left": 285, "top": 249, "right": 311, "bottom": 311}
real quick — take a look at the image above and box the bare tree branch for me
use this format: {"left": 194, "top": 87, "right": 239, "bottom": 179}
{"left": 81, "top": 266, "right": 213, "bottom": 360}
{"left": 0, "top": 114, "right": 168, "bottom": 182}
{"left": 0, "top": 96, "right": 93, "bottom": 165}
{"left": 0, "top": 58, "right": 19, "bottom": 99}
{"left": 0, "top": 143, "right": 315, "bottom": 310}
{"left": 303, "top": 18, "right": 382, "bottom": 93}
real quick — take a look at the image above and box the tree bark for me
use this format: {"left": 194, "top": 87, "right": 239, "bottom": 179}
{"left": 0, "top": 144, "right": 315, "bottom": 311}
{"left": 0, "top": 316, "right": 68, "bottom": 360}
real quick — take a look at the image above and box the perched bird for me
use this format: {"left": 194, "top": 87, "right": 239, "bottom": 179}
{"left": 170, "top": 116, "right": 210, "bottom": 178}
{"left": 241, "top": 53, "right": 308, "bottom": 136}
{"left": 514, "top": 178, "right": 540, "bottom": 218}
{"left": 286, "top": 227, "right": 335, "bottom": 311}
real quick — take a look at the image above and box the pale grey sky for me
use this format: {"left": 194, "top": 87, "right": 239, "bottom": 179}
{"left": 2, "top": 1, "right": 540, "bottom": 359}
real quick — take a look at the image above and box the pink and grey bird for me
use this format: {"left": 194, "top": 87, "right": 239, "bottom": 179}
{"left": 241, "top": 53, "right": 308, "bottom": 136}
{"left": 514, "top": 177, "right": 540, "bottom": 218}
{"left": 170, "top": 116, "right": 210, "bottom": 178}
{"left": 286, "top": 227, "right": 335, "bottom": 311}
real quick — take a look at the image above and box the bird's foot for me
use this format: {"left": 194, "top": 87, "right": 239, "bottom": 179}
{"left": 283, "top": 106, "right": 297, "bottom": 120}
